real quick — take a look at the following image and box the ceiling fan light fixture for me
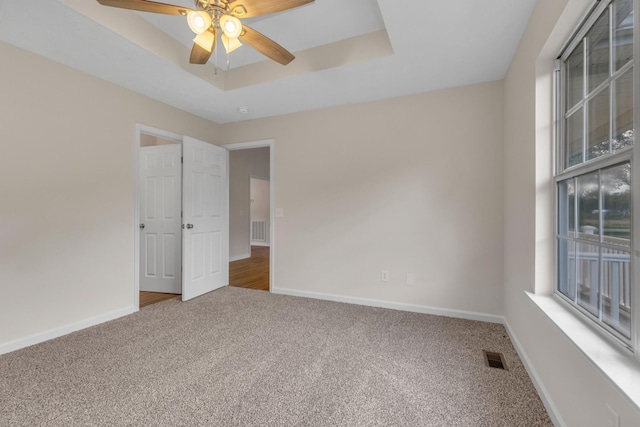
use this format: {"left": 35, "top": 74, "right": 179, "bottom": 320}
{"left": 221, "top": 34, "right": 243, "bottom": 53}
{"left": 220, "top": 15, "right": 242, "bottom": 39}
{"left": 187, "top": 10, "right": 212, "bottom": 34}
{"left": 193, "top": 31, "right": 215, "bottom": 52}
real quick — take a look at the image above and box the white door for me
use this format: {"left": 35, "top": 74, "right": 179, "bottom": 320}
{"left": 182, "top": 137, "right": 229, "bottom": 301}
{"left": 139, "top": 145, "right": 182, "bottom": 294}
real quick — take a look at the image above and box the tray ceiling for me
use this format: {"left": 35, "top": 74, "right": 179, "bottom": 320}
{"left": 0, "top": 0, "right": 538, "bottom": 123}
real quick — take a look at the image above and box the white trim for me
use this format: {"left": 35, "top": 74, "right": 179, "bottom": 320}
{"left": 250, "top": 242, "right": 271, "bottom": 247}
{"left": 223, "top": 140, "right": 273, "bottom": 150}
{"left": 229, "top": 253, "right": 251, "bottom": 262}
{"left": 527, "top": 292, "right": 640, "bottom": 411}
{"left": 223, "top": 139, "right": 275, "bottom": 293}
{"left": 503, "top": 317, "right": 567, "bottom": 427}
{"left": 134, "top": 124, "right": 183, "bottom": 309}
{"left": 0, "top": 307, "right": 136, "bottom": 356}
{"left": 271, "top": 287, "right": 504, "bottom": 324}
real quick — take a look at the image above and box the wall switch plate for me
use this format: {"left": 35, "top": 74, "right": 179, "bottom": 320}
{"left": 406, "top": 273, "right": 415, "bottom": 286}
{"left": 275, "top": 208, "right": 284, "bottom": 217}
{"left": 381, "top": 270, "right": 389, "bottom": 282}
{"left": 606, "top": 404, "right": 619, "bottom": 427}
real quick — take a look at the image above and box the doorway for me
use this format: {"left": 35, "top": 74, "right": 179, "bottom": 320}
{"left": 135, "top": 125, "right": 230, "bottom": 309}
{"left": 138, "top": 131, "right": 182, "bottom": 306}
{"left": 224, "top": 140, "right": 275, "bottom": 292}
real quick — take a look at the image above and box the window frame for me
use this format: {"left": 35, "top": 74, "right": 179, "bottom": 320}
{"left": 553, "top": 0, "right": 639, "bottom": 356}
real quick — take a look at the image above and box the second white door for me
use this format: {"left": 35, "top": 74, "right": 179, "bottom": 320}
{"left": 139, "top": 144, "right": 182, "bottom": 294}
{"left": 182, "top": 137, "right": 229, "bottom": 301}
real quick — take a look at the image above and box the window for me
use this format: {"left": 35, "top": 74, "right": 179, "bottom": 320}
{"left": 556, "top": 0, "right": 635, "bottom": 346}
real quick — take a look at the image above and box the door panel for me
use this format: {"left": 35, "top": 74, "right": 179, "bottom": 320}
{"left": 182, "top": 137, "right": 228, "bottom": 301}
{"left": 140, "top": 144, "right": 182, "bottom": 294}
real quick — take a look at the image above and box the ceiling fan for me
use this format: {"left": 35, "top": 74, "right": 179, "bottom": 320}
{"left": 96, "top": 0, "right": 314, "bottom": 66}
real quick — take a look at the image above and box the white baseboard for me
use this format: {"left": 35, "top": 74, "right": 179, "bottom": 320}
{"left": 229, "top": 253, "right": 251, "bottom": 262}
{"left": 250, "top": 242, "right": 270, "bottom": 247}
{"left": 503, "top": 318, "right": 565, "bottom": 427}
{"left": 271, "top": 287, "right": 504, "bottom": 324}
{"left": 0, "top": 306, "right": 136, "bottom": 356}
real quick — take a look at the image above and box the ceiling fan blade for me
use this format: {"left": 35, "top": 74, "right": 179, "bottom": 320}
{"left": 190, "top": 28, "right": 217, "bottom": 64}
{"left": 96, "top": 0, "right": 192, "bottom": 15}
{"left": 228, "top": 0, "right": 313, "bottom": 18}
{"left": 239, "top": 25, "right": 295, "bottom": 65}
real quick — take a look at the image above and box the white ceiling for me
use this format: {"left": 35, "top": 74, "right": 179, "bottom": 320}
{"left": 0, "top": 0, "right": 538, "bottom": 124}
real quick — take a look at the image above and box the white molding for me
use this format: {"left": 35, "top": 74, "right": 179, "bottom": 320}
{"left": 229, "top": 253, "right": 251, "bottom": 262}
{"left": 271, "top": 287, "right": 504, "bottom": 324}
{"left": 0, "top": 307, "right": 136, "bottom": 356}
{"left": 503, "top": 317, "right": 566, "bottom": 427}
{"left": 527, "top": 292, "right": 640, "bottom": 412}
{"left": 222, "top": 140, "right": 274, "bottom": 150}
{"left": 250, "top": 242, "right": 270, "bottom": 247}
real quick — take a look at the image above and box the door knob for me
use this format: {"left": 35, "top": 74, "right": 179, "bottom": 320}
{"left": 139, "top": 223, "right": 145, "bottom": 229}
{"left": 187, "top": 224, "right": 194, "bottom": 229}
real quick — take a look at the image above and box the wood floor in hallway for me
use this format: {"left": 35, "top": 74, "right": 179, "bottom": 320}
{"left": 140, "top": 292, "right": 180, "bottom": 308}
{"left": 141, "top": 246, "right": 268, "bottom": 307}
{"left": 229, "top": 246, "right": 269, "bottom": 291}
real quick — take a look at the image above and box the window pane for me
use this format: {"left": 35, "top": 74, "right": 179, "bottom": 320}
{"left": 555, "top": 0, "right": 634, "bottom": 346}
{"left": 558, "top": 179, "right": 575, "bottom": 236}
{"left": 566, "top": 109, "right": 584, "bottom": 168}
{"left": 602, "top": 163, "right": 631, "bottom": 246}
{"left": 602, "top": 248, "right": 631, "bottom": 338}
{"left": 587, "top": 9, "right": 610, "bottom": 93}
{"left": 558, "top": 238, "right": 577, "bottom": 300}
{"left": 577, "top": 172, "right": 600, "bottom": 241}
{"left": 566, "top": 41, "right": 584, "bottom": 109}
{"left": 577, "top": 242, "right": 600, "bottom": 316}
{"left": 613, "top": 0, "right": 634, "bottom": 71}
{"left": 587, "top": 86, "right": 611, "bottom": 160}
{"left": 613, "top": 67, "right": 634, "bottom": 151}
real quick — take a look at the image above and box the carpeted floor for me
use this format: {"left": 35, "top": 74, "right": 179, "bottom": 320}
{"left": 0, "top": 287, "right": 552, "bottom": 426}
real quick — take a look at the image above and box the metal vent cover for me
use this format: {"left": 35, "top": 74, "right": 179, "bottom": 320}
{"left": 483, "top": 350, "right": 508, "bottom": 370}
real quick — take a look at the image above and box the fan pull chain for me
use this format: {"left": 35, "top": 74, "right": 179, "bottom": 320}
{"left": 214, "top": 38, "right": 218, "bottom": 75}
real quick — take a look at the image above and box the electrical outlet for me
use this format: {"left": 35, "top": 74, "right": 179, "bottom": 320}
{"left": 406, "top": 273, "right": 415, "bottom": 286}
{"left": 381, "top": 270, "right": 389, "bottom": 282}
{"left": 606, "top": 404, "right": 619, "bottom": 427}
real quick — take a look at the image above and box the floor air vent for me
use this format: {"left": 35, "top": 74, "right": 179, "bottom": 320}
{"left": 483, "top": 350, "right": 508, "bottom": 370}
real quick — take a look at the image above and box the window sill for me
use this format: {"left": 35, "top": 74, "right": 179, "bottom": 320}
{"left": 526, "top": 292, "right": 640, "bottom": 411}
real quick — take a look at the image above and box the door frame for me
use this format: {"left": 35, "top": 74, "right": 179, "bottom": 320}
{"left": 223, "top": 139, "right": 275, "bottom": 292}
{"left": 134, "top": 124, "right": 183, "bottom": 309}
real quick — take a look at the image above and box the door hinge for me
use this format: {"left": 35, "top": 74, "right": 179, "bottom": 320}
{"left": 181, "top": 156, "right": 183, "bottom": 164}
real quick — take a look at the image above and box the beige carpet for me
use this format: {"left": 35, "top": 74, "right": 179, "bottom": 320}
{"left": 0, "top": 287, "right": 552, "bottom": 426}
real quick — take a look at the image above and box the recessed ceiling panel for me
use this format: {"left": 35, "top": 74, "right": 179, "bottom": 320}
{"left": 138, "top": 0, "right": 386, "bottom": 68}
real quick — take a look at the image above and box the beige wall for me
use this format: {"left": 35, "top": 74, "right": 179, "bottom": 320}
{"left": 250, "top": 178, "right": 270, "bottom": 246}
{"left": 229, "top": 148, "right": 270, "bottom": 259}
{"left": 0, "top": 41, "right": 219, "bottom": 347}
{"left": 221, "top": 81, "right": 505, "bottom": 316}
{"left": 503, "top": 0, "right": 640, "bottom": 425}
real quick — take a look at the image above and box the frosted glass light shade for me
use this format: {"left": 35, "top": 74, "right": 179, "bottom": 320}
{"left": 187, "top": 11, "right": 212, "bottom": 34}
{"left": 220, "top": 15, "right": 242, "bottom": 39}
{"left": 193, "top": 30, "right": 215, "bottom": 52}
{"left": 221, "top": 34, "right": 243, "bottom": 53}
